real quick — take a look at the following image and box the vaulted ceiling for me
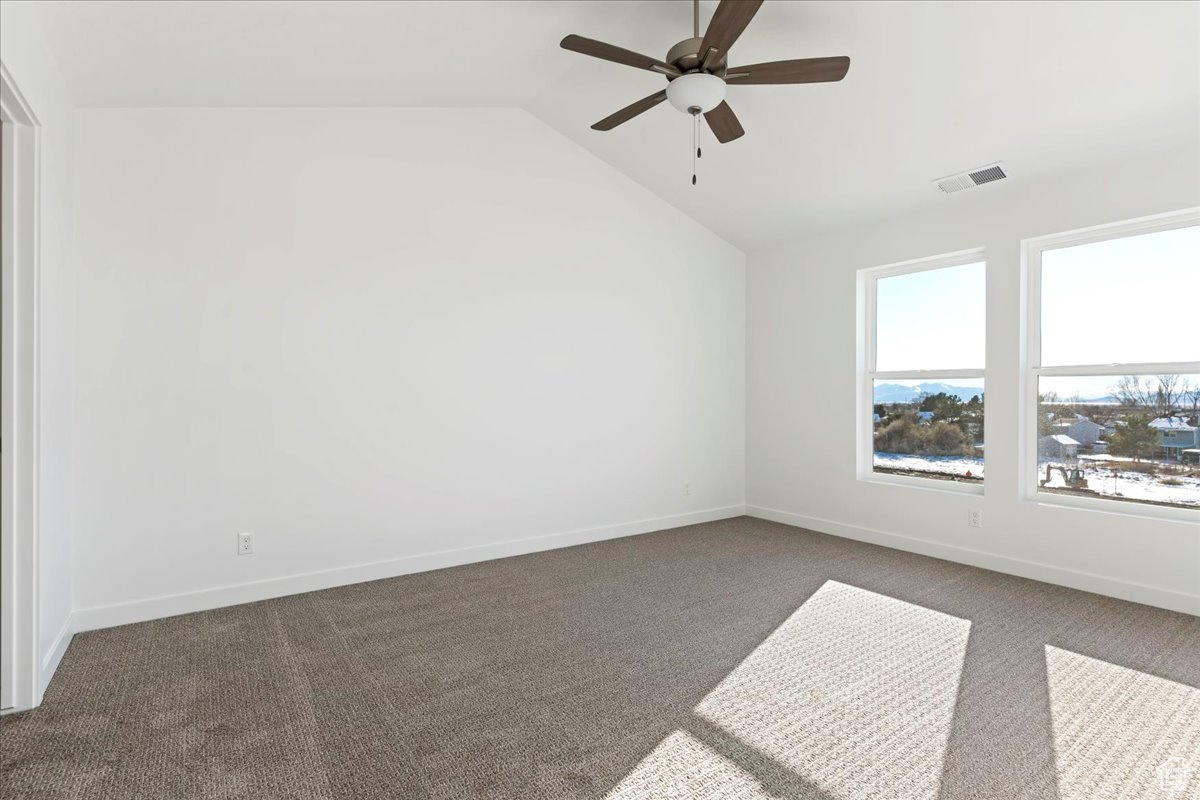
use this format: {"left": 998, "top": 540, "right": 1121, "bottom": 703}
{"left": 31, "top": 0, "right": 1200, "bottom": 249}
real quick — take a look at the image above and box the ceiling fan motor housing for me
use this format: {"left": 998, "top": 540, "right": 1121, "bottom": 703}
{"left": 665, "top": 37, "right": 728, "bottom": 75}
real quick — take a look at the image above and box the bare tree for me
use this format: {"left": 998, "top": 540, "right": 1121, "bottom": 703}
{"left": 1113, "top": 376, "right": 1149, "bottom": 409}
{"left": 1038, "top": 391, "right": 1070, "bottom": 437}
{"left": 1184, "top": 379, "right": 1200, "bottom": 423}
{"left": 1155, "top": 374, "right": 1186, "bottom": 416}
{"left": 1111, "top": 375, "right": 1186, "bottom": 417}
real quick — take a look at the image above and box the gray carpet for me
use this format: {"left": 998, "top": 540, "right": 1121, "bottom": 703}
{"left": 2, "top": 516, "right": 1198, "bottom": 800}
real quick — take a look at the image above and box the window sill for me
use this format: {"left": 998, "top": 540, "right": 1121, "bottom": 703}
{"left": 859, "top": 472, "right": 985, "bottom": 496}
{"left": 1026, "top": 490, "right": 1200, "bottom": 523}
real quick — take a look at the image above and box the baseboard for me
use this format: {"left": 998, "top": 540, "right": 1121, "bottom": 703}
{"left": 746, "top": 505, "right": 1200, "bottom": 616}
{"left": 73, "top": 505, "right": 747, "bottom": 632}
{"left": 39, "top": 615, "right": 74, "bottom": 700}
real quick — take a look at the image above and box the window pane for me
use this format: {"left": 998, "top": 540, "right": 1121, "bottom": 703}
{"left": 1041, "top": 225, "right": 1200, "bottom": 366}
{"left": 1037, "top": 374, "right": 1200, "bottom": 509}
{"left": 875, "top": 261, "right": 985, "bottom": 372}
{"left": 873, "top": 378, "right": 984, "bottom": 483}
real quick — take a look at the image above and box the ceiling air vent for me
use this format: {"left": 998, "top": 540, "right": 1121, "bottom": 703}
{"left": 934, "top": 163, "right": 1008, "bottom": 194}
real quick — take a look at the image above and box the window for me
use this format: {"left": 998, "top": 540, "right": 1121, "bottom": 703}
{"left": 860, "top": 251, "right": 986, "bottom": 488}
{"left": 1026, "top": 210, "right": 1200, "bottom": 512}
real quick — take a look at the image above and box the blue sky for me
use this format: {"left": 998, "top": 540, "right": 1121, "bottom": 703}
{"left": 877, "top": 225, "right": 1199, "bottom": 400}
{"left": 876, "top": 261, "right": 985, "bottom": 372}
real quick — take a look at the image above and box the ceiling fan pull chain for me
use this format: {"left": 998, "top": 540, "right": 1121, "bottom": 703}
{"left": 692, "top": 113, "right": 698, "bottom": 185}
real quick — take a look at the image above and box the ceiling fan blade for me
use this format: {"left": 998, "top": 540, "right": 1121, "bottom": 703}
{"left": 724, "top": 56, "right": 851, "bottom": 85}
{"left": 560, "top": 35, "right": 680, "bottom": 76}
{"left": 704, "top": 101, "right": 745, "bottom": 143}
{"left": 592, "top": 90, "right": 669, "bottom": 131}
{"left": 698, "top": 0, "right": 764, "bottom": 70}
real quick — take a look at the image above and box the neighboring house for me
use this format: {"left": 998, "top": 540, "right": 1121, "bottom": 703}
{"left": 1051, "top": 417, "right": 1105, "bottom": 447}
{"left": 916, "top": 411, "right": 934, "bottom": 424}
{"left": 1149, "top": 416, "right": 1200, "bottom": 456}
{"left": 1039, "top": 434, "right": 1080, "bottom": 459}
{"left": 873, "top": 412, "right": 882, "bottom": 424}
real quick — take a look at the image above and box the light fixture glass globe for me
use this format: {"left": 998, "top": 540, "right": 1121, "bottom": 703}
{"left": 665, "top": 73, "right": 727, "bottom": 114}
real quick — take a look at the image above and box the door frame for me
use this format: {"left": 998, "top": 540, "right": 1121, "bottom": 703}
{"left": 1, "top": 61, "right": 42, "bottom": 714}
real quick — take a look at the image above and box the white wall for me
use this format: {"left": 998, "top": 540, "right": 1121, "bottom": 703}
{"left": 0, "top": 1, "right": 78, "bottom": 697}
{"left": 747, "top": 145, "right": 1200, "bottom": 615}
{"left": 69, "top": 108, "right": 745, "bottom": 627}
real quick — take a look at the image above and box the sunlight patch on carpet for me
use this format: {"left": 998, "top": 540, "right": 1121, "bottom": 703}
{"left": 607, "top": 580, "right": 971, "bottom": 799}
{"left": 1045, "top": 645, "right": 1200, "bottom": 800}
{"left": 605, "top": 731, "right": 773, "bottom": 800}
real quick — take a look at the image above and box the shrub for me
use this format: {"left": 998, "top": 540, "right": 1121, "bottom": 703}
{"left": 874, "top": 413, "right": 976, "bottom": 457}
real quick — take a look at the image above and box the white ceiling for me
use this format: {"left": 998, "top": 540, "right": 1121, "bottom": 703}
{"left": 32, "top": 0, "right": 667, "bottom": 107}
{"left": 32, "top": 0, "right": 1200, "bottom": 249}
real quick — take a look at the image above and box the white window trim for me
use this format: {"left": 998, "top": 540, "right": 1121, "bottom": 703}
{"left": 857, "top": 248, "right": 986, "bottom": 495}
{"left": 1021, "top": 207, "right": 1200, "bottom": 522}
{"left": 1, "top": 63, "right": 43, "bottom": 713}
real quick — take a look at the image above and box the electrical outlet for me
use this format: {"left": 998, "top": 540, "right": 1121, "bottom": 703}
{"left": 238, "top": 532, "right": 255, "bottom": 555}
{"left": 967, "top": 509, "right": 982, "bottom": 529}
{"left": 684, "top": 482, "right": 692, "bottom": 496}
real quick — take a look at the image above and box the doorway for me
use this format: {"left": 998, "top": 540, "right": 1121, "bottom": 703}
{"left": 1, "top": 64, "right": 41, "bottom": 713}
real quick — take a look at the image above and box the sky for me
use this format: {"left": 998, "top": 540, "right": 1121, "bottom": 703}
{"left": 876, "top": 261, "right": 985, "bottom": 372}
{"left": 875, "top": 224, "right": 1199, "bottom": 400}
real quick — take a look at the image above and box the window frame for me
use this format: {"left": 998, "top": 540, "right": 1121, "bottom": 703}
{"left": 857, "top": 248, "right": 987, "bottom": 494}
{"left": 1021, "top": 207, "right": 1200, "bottom": 520}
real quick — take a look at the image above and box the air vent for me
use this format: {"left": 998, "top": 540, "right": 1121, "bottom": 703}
{"left": 934, "top": 163, "right": 1008, "bottom": 194}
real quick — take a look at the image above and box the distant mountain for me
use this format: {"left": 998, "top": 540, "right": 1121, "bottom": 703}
{"left": 874, "top": 382, "right": 983, "bottom": 404}
{"left": 1051, "top": 395, "right": 1121, "bottom": 405}
{"left": 874, "top": 382, "right": 1117, "bottom": 405}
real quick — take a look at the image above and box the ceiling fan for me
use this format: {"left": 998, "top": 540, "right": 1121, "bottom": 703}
{"left": 560, "top": 0, "right": 849, "bottom": 147}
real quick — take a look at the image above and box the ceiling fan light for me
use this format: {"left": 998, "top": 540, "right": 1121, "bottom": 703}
{"left": 665, "top": 72, "right": 727, "bottom": 114}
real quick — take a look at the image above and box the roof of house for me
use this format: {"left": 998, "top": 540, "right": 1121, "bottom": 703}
{"left": 1150, "top": 416, "right": 1198, "bottom": 431}
{"left": 1052, "top": 418, "right": 1102, "bottom": 429}
{"left": 1043, "top": 434, "right": 1080, "bottom": 445}
{"left": 1054, "top": 415, "right": 1098, "bottom": 425}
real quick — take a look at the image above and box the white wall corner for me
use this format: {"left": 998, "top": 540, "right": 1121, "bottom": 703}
{"left": 516, "top": 108, "right": 746, "bottom": 262}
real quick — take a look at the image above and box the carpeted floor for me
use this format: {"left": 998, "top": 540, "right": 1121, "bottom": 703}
{"left": 2, "top": 516, "right": 1198, "bottom": 800}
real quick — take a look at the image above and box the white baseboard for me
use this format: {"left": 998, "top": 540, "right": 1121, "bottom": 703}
{"left": 73, "top": 505, "right": 747, "bottom": 633}
{"left": 746, "top": 505, "right": 1200, "bottom": 616}
{"left": 39, "top": 616, "right": 74, "bottom": 701}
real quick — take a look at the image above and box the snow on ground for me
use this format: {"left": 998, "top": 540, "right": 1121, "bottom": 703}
{"left": 873, "top": 451, "right": 1200, "bottom": 507}
{"left": 1039, "top": 459, "right": 1200, "bottom": 507}
{"left": 874, "top": 453, "right": 984, "bottom": 479}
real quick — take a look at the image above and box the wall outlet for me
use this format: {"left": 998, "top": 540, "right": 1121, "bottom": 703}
{"left": 684, "top": 481, "right": 692, "bottom": 496}
{"left": 237, "top": 532, "right": 255, "bottom": 555}
{"left": 967, "top": 509, "right": 983, "bottom": 529}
